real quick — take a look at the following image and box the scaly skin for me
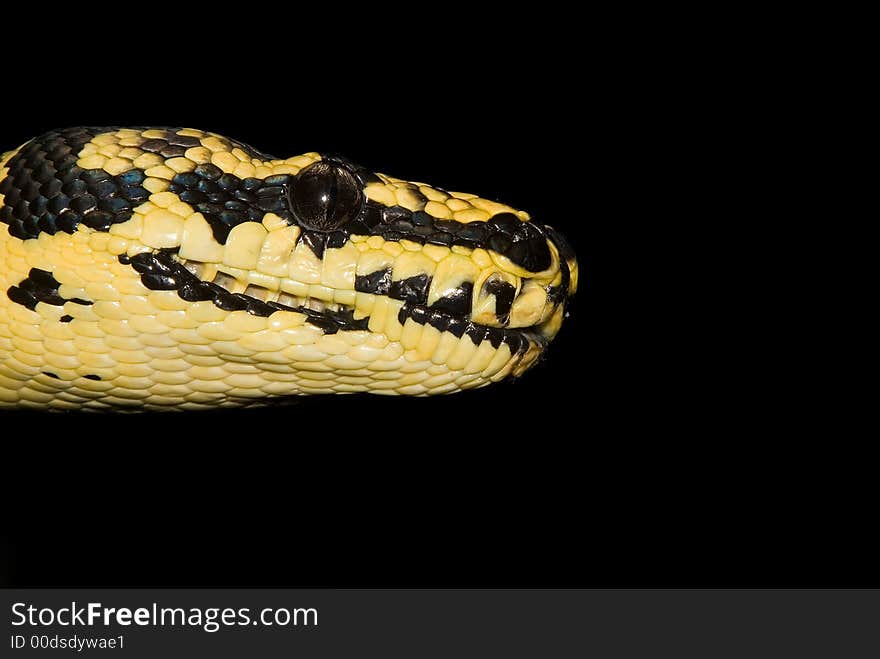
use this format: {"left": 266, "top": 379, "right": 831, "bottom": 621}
{"left": 0, "top": 127, "right": 577, "bottom": 410}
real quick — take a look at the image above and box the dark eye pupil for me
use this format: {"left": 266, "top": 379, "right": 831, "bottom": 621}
{"left": 290, "top": 162, "right": 362, "bottom": 231}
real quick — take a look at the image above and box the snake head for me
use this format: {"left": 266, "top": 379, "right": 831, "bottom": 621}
{"left": 273, "top": 153, "right": 579, "bottom": 377}
{"left": 0, "top": 128, "right": 578, "bottom": 408}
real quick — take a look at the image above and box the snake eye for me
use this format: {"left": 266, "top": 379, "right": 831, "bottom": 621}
{"left": 289, "top": 161, "right": 363, "bottom": 231}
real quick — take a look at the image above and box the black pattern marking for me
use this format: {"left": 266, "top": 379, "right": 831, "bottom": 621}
{"left": 368, "top": 206, "right": 553, "bottom": 273}
{"left": 388, "top": 274, "right": 431, "bottom": 305}
{"left": 397, "top": 302, "right": 535, "bottom": 355}
{"left": 0, "top": 127, "right": 275, "bottom": 244}
{"left": 0, "top": 127, "right": 148, "bottom": 240}
{"left": 169, "top": 167, "right": 295, "bottom": 245}
{"left": 6, "top": 285, "right": 39, "bottom": 310}
{"left": 545, "top": 225, "right": 572, "bottom": 293}
{"left": 6, "top": 268, "right": 92, "bottom": 311}
{"left": 429, "top": 282, "right": 474, "bottom": 316}
{"left": 83, "top": 374, "right": 102, "bottom": 381}
{"left": 355, "top": 269, "right": 392, "bottom": 295}
{"left": 300, "top": 231, "right": 328, "bottom": 259}
{"left": 543, "top": 226, "right": 572, "bottom": 305}
{"left": 355, "top": 269, "right": 434, "bottom": 306}
{"left": 123, "top": 251, "right": 369, "bottom": 334}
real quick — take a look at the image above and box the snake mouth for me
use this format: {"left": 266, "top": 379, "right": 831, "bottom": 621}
{"left": 123, "top": 249, "right": 558, "bottom": 359}
{"left": 114, "top": 202, "right": 579, "bottom": 376}
{"left": 182, "top": 256, "right": 552, "bottom": 355}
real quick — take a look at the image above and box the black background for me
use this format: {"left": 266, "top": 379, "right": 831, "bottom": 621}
{"left": 0, "top": 24, "right": 869, "bottom": 589}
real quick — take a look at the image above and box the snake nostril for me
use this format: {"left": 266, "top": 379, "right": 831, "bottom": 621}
{"left": 472, "top": 272, "right": 519, "bottom": 327}
{"left": 483, "top": 279, "right": 516, "bottom": 320}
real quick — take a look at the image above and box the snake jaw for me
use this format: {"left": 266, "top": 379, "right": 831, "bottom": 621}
{"left": 0, "top": 127, "right": 577, "bottom": 408}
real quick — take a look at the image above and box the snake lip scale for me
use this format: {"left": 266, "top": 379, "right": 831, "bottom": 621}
{"left": 0, "top": 127, "right": 578, "bottom": 410}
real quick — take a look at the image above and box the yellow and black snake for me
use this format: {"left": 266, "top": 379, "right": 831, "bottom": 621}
{"left": 0, "top": 127, "right": 577, "bottom": 410}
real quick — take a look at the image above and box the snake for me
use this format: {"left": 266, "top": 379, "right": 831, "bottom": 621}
{"left": 0, "top": 127, "right": 577, "bottom": 410}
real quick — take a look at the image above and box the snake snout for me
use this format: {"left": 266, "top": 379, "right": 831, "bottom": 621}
{"left": 477, "top": 221, "right": 577, "bottom": 341}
